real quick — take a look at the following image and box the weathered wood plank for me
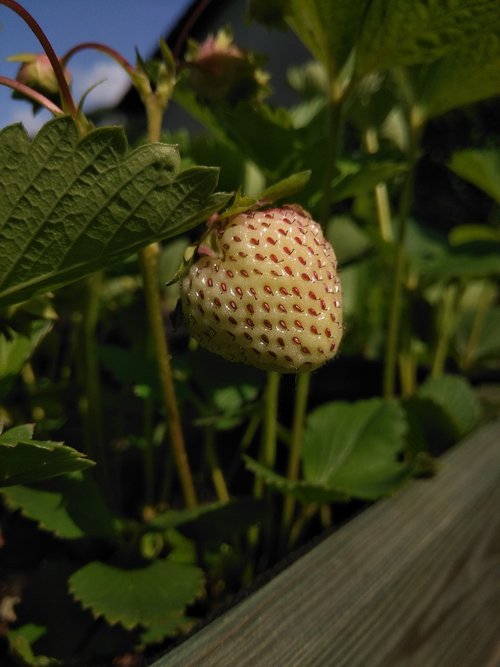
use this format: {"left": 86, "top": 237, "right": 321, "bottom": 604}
{"left": 153, "top": 421, "right": 500, "bottom": 667}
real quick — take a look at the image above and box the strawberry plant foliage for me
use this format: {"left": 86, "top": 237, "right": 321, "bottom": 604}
{"left": 69, "top": 559, "right": 204, "bottom": 630}
{"left": 0, "top": 116, "right": 225, "bottom": 307}
{"left": 0, "top": 424, "right": 94, "bottom": 487}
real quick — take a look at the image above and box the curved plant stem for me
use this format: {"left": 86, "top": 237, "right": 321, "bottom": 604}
{"left": 0, "top": 75, "right": 63, "bottom": 115}
{"left": 62, "top": 42, "right": 134, "bottom": 73}
{"left": 1, "top": 0, "right": 76, "bottom": 116}
{"left": 282, "top": 371, "right": 311, "bottom": 533}
{"left": 383, "top": 116, "right": 421, "bottom": 398}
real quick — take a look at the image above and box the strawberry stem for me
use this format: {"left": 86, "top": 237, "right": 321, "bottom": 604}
{"left": 383, "top": 113, "right": 421, "bottom": 398}
{"left": 138, "top": 89, "right": 198, "bottom": 509}
{"left": 282, "top": 371, "right": 311, "bottom": 534}
{"left": 0, "top": 75, "right": 63, "bottom": 115}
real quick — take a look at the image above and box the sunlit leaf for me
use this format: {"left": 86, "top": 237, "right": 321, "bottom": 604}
{"left": 0, "top": 116, "right": 224, "bottom": 306}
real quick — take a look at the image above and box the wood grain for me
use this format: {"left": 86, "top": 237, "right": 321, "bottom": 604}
{"left": 152, "top": 420, "right": 500, "bottom": 667}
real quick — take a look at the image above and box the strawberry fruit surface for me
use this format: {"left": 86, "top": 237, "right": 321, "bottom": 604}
{"left": 180, "top": 206, "right": 343, "bottom": 373}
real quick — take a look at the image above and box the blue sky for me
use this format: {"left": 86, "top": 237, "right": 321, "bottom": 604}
{"left": 0, "top": 0, "right": 193, "bottom": 132}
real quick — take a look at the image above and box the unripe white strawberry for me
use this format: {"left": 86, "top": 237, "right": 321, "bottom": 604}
{"left": 180, "top": 206, "right": 343, "bottom": 374}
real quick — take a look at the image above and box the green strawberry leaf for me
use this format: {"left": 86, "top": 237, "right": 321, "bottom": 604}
{"left": 0, "top": 116, "right": 225, "bottom": 307}
{"left": 355, "top": 0, "right": 500, "bottom": 77}
{"left": 1, "top": 472, "right": 118, "bottom": 539}
{"left": 417, "top": 374, "right": 480, "bottom": 439}
{"left": 448, "top": 148, "right": 500, "bottom": 204}
{"left": 69, "top": 559, "right": 205, "bottom": 630}
{"left": 244, "top": 456, "right": 347, "bottom": 503}
{"left": 302, "top": 398, "right": 410, "bottom": 499}
{"left": 249, "top": 0, "right": 370, "bottom": 79}
{"left": 410, "top": 29, "right": 500, "bottom": 121}
{"left": 0, "top": 425, "right": 94, "bottom": 487}
{"left": 330, "top": 159, "right": 407, "bottom": 204}
{"left": 246, "top": 398, "right": 411, "bottom": 502}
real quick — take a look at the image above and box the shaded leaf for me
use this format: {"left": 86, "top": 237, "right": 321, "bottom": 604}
{"left": 0, "top": 116, "right": 223, "bottom": 306}
{"left": 417, "top": 374, "right": 480, "bottom": 439}
{"left": 448, "top": 148, "right": 500, "bottom": 204}
{"left": 0, "top": 425, "right": 94, "bottom": 487}
{"left": 325, "top": 216, "right": 372, "bottom": 265}
{"left": 151, "top": 497, "right": 266, "bottom": 542}
{"left": 330, "top": 159, "right": 407, "bottom": 203}
{"left": 419, "top": 242, "right": 500, "bottom": 284}
{"left": 69, "top": 559, "right": 205, "bottom": 629}
{"left": 412, "top": 29, "right": 500, "bottom": 120}
{"left": 1, "top": 472, "right": 118, "bottom": 539}
{"left": 7, "top": 624, "right": 50, "bottom": 667}
{"left": 356, "top": 0, "right": 500, "bottom": 77}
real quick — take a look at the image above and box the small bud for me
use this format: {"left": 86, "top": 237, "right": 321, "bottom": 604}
{"left": 14, "top": 53, "right": 71, "bottom": 95}
{"left": 9, "top": 53, "right": 71, "bottom": 110}
{"left": 184, "top": 28, "right": 270, "bottom": 103}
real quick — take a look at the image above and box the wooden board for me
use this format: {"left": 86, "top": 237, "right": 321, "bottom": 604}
{"left": 152, "top": 421, "right": 500, "bottom": 666}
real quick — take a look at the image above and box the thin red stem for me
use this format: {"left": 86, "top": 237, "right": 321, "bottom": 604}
{"left": 1, "top": 0, "right": 77, "bottom": 116}
{"left": 62, "top": 42, "right": 134, "bottom": 74}
{"left": 0, "top": 75, "right": 63, "bottom": 115}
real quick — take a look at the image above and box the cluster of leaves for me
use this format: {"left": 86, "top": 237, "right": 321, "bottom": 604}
{"left": 0, "top": 0, "right": 499, "bottom": 665}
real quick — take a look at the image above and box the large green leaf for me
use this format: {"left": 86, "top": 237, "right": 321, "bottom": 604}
{"left": 1, "top": 472, "right": 118, "bottom": 539}
{"left": 411, "top": 29, "right": 500, "bottom": 120}
{"left": 246, "top": 399, "right": 410, "bottom": 502}
{"left": 448, "top": 148, "right": 500, "bottom": 204}
{"left": 69, "top": 559, "right": 204, "bottom": 630}
{"left": 0, "top": 424, "right": 94, "bottom": 487}
{"left": 302, "top": 398, "right": 410, "bottom": 499}
{"left": 0, "top": 320, "right": 51, "bottom": 398}
{"left": 356, "top": 0, "right": 500, "bottom": 77}
{"left": 283, "top": 0, "right": 370, "bottom": 78}
{"left": 0, "top": 116, "right": 225, "bottom": 306}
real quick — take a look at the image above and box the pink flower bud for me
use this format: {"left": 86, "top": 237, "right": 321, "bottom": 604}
{"left": 14, "top": 53, "right": 71, "bottom": 99}
{"left": 185, "top": 29, "right": 270, "bottom": 103}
